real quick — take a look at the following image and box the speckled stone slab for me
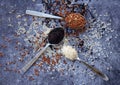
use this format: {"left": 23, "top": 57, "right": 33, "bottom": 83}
{"left": 0, "top": 0, "right": 120, "bottom": 85}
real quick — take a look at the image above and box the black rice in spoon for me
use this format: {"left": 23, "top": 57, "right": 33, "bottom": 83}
{"left": 48, "top": 27, "right": 64, "bottom": 44}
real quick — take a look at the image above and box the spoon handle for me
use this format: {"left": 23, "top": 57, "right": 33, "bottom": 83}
{"left": 26, "top": 10, "right": 63, "bottom": 19}
{"left": 21, "top": 43, "right": 50, "bottom": 74}
{"left": 77, "top": 58, "right": 109, "bottom": 81}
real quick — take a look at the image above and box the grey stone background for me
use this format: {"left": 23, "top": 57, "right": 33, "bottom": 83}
{"left": 0, "top": 0, "right": 120, "bottom": 85}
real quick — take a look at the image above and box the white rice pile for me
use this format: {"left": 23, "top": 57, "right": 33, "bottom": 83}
{"left": 61, "top": 45, "right": 78, "bottom": 60}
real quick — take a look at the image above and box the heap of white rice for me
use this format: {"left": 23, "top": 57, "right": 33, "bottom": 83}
{"left": 61, "top": 45, "right": 78, "bottom": 61}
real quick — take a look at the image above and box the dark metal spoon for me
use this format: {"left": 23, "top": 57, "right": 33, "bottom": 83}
{"left": 21, "top": 27, "right": 64, "bottom": 74}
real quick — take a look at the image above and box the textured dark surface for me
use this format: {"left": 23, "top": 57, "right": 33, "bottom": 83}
{"left": 0, "top": 0, "right": 120, "bottom": 85}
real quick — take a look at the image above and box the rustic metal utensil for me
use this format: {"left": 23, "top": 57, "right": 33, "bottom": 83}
{"left": 21, "top": 27, "right": 64, "bottom": 74}
{"left": 61, "top": 45, "right": 109, "bottom": 81}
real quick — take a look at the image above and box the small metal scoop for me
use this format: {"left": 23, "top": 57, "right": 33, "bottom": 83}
{"left": 61, "top": 45, "right": 109, "bottom": 81}
{"left": 21, "top": 27, "right": 64, "bottom": 74}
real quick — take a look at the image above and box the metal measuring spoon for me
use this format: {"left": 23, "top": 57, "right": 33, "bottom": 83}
{"left": 21, "top": 27, "right": 64, "bottom": 74}
{"left": 26, "top": 10, "right": 86, "bottom": 30}
{"left": 61, "top": 45, "right": 109, "bottom": 81}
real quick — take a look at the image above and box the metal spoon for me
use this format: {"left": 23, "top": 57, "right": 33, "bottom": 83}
{"left": 61, "top": 45, "right": 109, "bottom": 81}
{"left": 76, "top": 57, "right": 109, "bottom": 81}
{"left": 21, "top": 27, "right": 64, "bottom": 74}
